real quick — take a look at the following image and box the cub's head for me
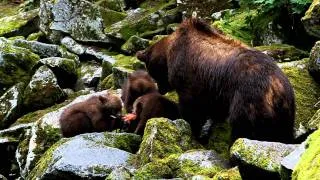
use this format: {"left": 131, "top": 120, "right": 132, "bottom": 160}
{"left": 99, "top": 93, "right": 123, "bottom": 130}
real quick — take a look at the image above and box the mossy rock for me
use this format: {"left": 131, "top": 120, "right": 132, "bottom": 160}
{"left": 75, "top": 61, "right": 102, "bottom": 91}
{"left": 0, "top": 83, "right": 25, "bottom": 129}
{"left": 0, "top": 8, "right": 39, "bottom": 37}
{"left": 26, "top": 31, "right": 45, "bottom": 41}
{"left": 98, "top": 74, "right": 116, "bottom": 90}
{"left": 213, "top": 167, "right": 242, "bottom": 180}
{"left": 164, "top": 91, "right": 179, "bottom": 103}
{"left": 121, "top": 35, "right": 150, "bottom": 55}
{"left": 302, "top": 0, "right": 320, "bottom": 38}
{"left": 279, "top": 59, "right": 320, "bottom": 138}
{"left": 292, "top": 129, "right": 320, "bottom": 180}
{"left": 95, "top": 0, "right": 126, "bottom": 12}
{"left": 0, "top": 38, "right": 40, "bottom": 88}
{"left": 104, "top": 0, "right": 180, "bottom": 41}
{"left": 135, "top": 118, "right": 199, "bottom": 166}
{"left": 60, "top": 36, "right": 87, "bottom": 55}
{"left": 255, "top": 44, "right": 309, "bottom": 62}
{"left": 28, "top": 133, "right": 133, "bottom": 179}
{"left": 23, "top": 65, "right": 66, "bottom": 111}
{"left": 0, "top": 2, "right": 21, "bottom": 18}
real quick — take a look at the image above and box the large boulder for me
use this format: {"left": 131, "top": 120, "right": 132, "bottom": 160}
{"left": 0, "top": 9, "right": 39, "bottom": 37}
{"left": 292, "top": 129, "right": 320, "bottom": 180}
{"left": 28, "top": 133, "right": 135, "bottom": 179}
{"left": 23, "top": 65, "right": 66, "bottom": 111}
{"left": 136, "top": 118, "right": 200, "bottom": 166}
{"left": 231, "top": 138, "right": 298, "bottom": 179}
{"left": 37, "top": 57, "right": 78, "bottom": 89}
{"left": 39, "top": 0, "right": 126, "bottom": 44}
{"left": 302, "top": 0, "right": 320, "bottom": 38}
{"left": 0, "top": 83, "right": 25, "bottom": 129}
{"left": 0, "top": 38, "right": 40, "bottom": 88}
{"left": 279, "top": 59, "right": 320, "bottom": 138}
{"left": 75, "top": 61, "right": 102, "bottom": 90}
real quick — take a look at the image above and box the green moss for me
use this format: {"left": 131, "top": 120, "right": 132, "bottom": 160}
{"left": 27, "top": 138, "right": 68, "bottom": 179}
{"left": 279, "top": 59, "right": 320, "bottom": 132}
{"left": 213, "top": 167, "right": 242, "bottom": 180}
{"left": 103, "top": 132, "right": 142, "bottom": 153}
{"left": 98, "top": 74, "right": 116, "bottom": 90}
{"left": 207, "top": 121, "right": 232, "bottom": 159}
{"left": 292, "top": 129, "right": 320, "bottom": 180}
{"left": 27, "top": 31, "right": 45, "bottom": 41}
{"left": 177, "top": 159, "right": 224, "bottom": 178}
{"left": 255, "top": 44, "right": 309, "bottom": 62}
{"left": 8, "top": 36, "right": 25, "bottom": 40}
{"left": 100, "top": 8, "right": 127, "bottom": 26}
{"left": 0, "top": 2, "right": 20, "bottom": 18}
{"left": 88, "top": 165, "right": 112, "bottom": 175}
{"left": 0, "top": 8, "right": 38, "bottom": 37}
{"left": 164, "top": 91, "right": 179, "bottom": 103}
{"left": 113, "top": 54, "right": 146, "bottom": 70}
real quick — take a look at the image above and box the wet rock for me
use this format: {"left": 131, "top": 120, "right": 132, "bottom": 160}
{"left": 39, "top": 0, "right": 126, "bottom": 44}
{"left": 61, "top": 36, "right": 87, "bottom": 55}
{"left": 104, "top": 0, "right": 181, "bottom": 41}
{"left": 136, "top": 118, "right": 199, "bottom": 166}
{"left": 0, "top": 9, "right": 39, "bottom": 37}
{"left": 255, "top": 44, "right": 309, "bottom": 62}
{"left": 302, "top": 0, "right": 320, "bottom": 38}
{"left": 230, "top": 138, "right": 298, "bottom": 179}
{"left": 0, "top": 38, "right": 40, "bottom": 88}
{"left": 23, "top": 65, "right": 66, "bottom": 111}
{"left": 121, "top": 35, "right": 150, "bottom": 55}
{"left": 37, "top": 57, "right": 78, "bottom": 89}
{"left": 0, "top": 83, "right": 25, "bottom": 129}
{"left": 13, "top": 39, "right": 79, "bottom": 62}
{"left": 280, "top": 142, "right": 306, "bottom": 180}
{"left": 75, "top": 61, "right": 102, "bottom": 90}
{"left": 279, "top": 59, "right": 320, "bottom": 139}
{"left": 292, "top": 129, "right": 320, "bottom": 180}
{"left": 28, "top": 133, "right": 134, "bottom": 179}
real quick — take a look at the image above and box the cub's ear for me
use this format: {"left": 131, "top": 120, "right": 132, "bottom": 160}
{"left": 99, "top": 95, "right": 109, "bottom": 104}
{"left": 136, "top": 50, "right": 147, "bottom": 62}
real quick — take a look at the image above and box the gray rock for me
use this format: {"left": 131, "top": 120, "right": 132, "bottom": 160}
{"left": 75, "top": 61, "right": 102, "bottom": 90}
{"left": 280, "top": 142, "right": 306, "bottom": 180}
{"left": 106, "top": 167, "right": 132, "bottom": 180}
{"left": 28, "top": 133, "right": 134, "bottom": 179}
{"left": 121, "top": 35, "right": 150, "bottom": 55}
{"left": 61, "top": 36, "right": 87, "bottom": 55}
{"left": 0, "top": 38, "right": 40, "bottom": 88}
{"left": 38, "top": 57, "right": 78, "bottom": 89}
{"left": 39, "top": 0, "right": 125, "bottom": 44}
{"left": 302, "top": 0, "right": 320, "bottom": 38}
{"left": 112, "top": 66, "right": 133, "bottom": 89}
{"left": 23, "top": 65, "right": 66, "bottom": 111}
{"left": 0, "top": 83, "right": 25, "bottom": 129}
{"left": 0, "top": 123, "right": 34, "bottom": 139}
{"left": 85, "top": 47, "right": 116, "bottom": 64}
{"left": 230, "top": 138, "right": 298, "bottom": 179}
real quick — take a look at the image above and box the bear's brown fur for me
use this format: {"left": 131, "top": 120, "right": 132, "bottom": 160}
{"left": 123, "top": 92, "right": 181, "bottom": 135}
{"left": 121, "top": 70, "right": 158, "bottom": 113}
{"left": 137, "top": 18, "right": 295, "bottom": 143}
{"left": 59, "top": 93, "right": 122, "bottom": 137}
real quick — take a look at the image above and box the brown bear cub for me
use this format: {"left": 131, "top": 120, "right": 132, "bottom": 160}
{"left": 123, "top": 92, "right": 181, "bottom": 135}
{"left": 121, "top": 70, "right": 158, "bottom": 113}
{"left": 59, "top": 92, "right": 122, "bottom": 137}
{"left": 137, "top": 18, "right": 295, "bottom": 143}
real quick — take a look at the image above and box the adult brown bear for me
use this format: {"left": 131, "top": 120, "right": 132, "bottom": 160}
{"left": 136, "top": 18, "right": 295, "bottom": 143}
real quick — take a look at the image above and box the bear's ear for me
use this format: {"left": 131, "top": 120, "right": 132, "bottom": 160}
{"left": 99, "top": 95, "right": 109, "bottom": 104}
{"left": 136, "top": 50, "right": 147, "bottom": 62}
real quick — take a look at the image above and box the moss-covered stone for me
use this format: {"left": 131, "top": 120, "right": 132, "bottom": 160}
{"left": 98, "top": 74, "right": 116, "bottom": 90}
{"left": 103, "top": 132, "right": 142, "bottom": 153}
{"left": 0, "top": 83, "right": 25, "bottom": 129}
{"left": 104, "top": 0, "right": 180, "bottom": 41}
{"left": 292, "top": 129, "right": 320, "bottom": 180}
{"left": 95, "top": 0, "right": 125, "bottom": 12}
{"left": 135, "top": 118, "right": 197, "bottom": 166}
{"left": 0, "top": 38, "right": 40, "bottom": 88}
{"left": 231, "top": 138, "right": 298, "bottom": 176}
{"left": 0, "top": 8, "right": 38, "bottom": 37}
{"left": 302, "top": 0, "right": 320, "bottom": 38}
{"left": 279, "top": 59, "right": 320, "bottom": 137}
{"left": 106, "top": 167, "right": 131, "bottom": 180}
{"left": 26, "top": 31, "right": 45, "bottom": 41}
{"left": 75, "top": 61, "right": 102, "bottom": 90}
{"left": 121, "top": 35, "right": 150, "bottom": 55}
{"left": 0, "top": 2, "right": 21, "bottom": 18}
{"left": 255, "top": 44, "right": 309, "bottom": 62}
{"left": 164, "top": 91, "right": 179, "bottom": 103}
{"left": 23, "top": 65, "right": 66, "bottom": 111}
{"left": 213, "top": 167, "right": 242, "bottom": 180}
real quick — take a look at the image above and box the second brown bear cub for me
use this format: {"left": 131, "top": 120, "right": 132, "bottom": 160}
{"left": 122, "top": 70, "right": 180, "bottom": 135}
{"left": 59, "top": 92, "right": 122, "bottom": 137}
